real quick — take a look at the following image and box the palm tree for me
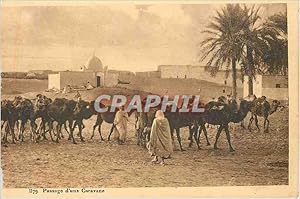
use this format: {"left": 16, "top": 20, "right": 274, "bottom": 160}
{"left": 200, "top": 4, "right": 254, "bottom": 99}
{"left": 260, "top": 12, "right": 288, "bottom": 75}
{"left": 201, "top": 5, "right": 287, "bottom": 97}
{"left": 240, "top": 11, "right": 288, "bottom": 95}
{"left": 239, "top": 5, "right": 267, "bottom": 95}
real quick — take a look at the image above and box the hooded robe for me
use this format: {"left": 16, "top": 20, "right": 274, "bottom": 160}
{"left": 113, "top": 110, "right": 129, "bottom": 142}
{"left": 147, "top": 117, "right": 173, "bottom": 158}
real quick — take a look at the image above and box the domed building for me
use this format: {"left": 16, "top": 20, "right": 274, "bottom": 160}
{"left": 48, "top": 53, "right": 134, "bottom": 90}
{"left": 84, "top": 55, "right": 103, "bottom": 72}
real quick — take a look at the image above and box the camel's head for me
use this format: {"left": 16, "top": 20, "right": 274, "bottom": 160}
{"left": 74, "top": 100, "right": 95, "bottom": 118}
{"left": 13, "top": 96, "right": 23, "bottom": 108}
{"left": 270, "top": 100, "right": 281, "bottom": 114}
{"left": 35, "top": 95, "right": 52, "bottom": 109}
{"left": 239, "top": 99, "right": 252, "bottom": 113}
{"left": 2, "top": 99, "right": 15, "bottom": 110}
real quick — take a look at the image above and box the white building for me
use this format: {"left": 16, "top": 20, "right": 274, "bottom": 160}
{"left": 48, "top": 55, "right": 118, "bottom": 90}
{"left": 157, "top": 65, "right": 243, "bottom": 87}
{"left": 243, "top": 75, "right": 288, "bottom": 100}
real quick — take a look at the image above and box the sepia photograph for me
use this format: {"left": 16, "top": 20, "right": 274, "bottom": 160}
{"left": 0, "top": 1, "right": 298, "bottom": 198}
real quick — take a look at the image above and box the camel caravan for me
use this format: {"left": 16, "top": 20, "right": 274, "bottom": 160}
{"left": 1, "top": 93, "right": 282, "bottom": 152}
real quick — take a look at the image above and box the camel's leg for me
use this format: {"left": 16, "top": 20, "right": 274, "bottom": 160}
{"left": 77, "top": 121, "right": 85, "bottom": 142}
{"left": 17, "top": 121, "right": 21, "bottom": 140}
{"left": 68, "top": 120, "right": 77, "bottom": 144}
{"left": 59, "top": 123, "right": 64, "bottom": 139}
{"left": 6, "top": 120, "right": 16, "bottom": 144}
{"left": 241, "top": 119, "right": 246, "bottom": 129}
{"left": 90, "top": 123, "right": 98, "bottom": 140}
{"left": 1, "top": 122, "right": 6, "bottom": 142}
{"left": 36, "top": 120, "right": 42, "bottom": 139}
{"left": 107, "top": 124, "right": 115, "bottom": 141}
{"left": 248, "top": 115, "right": 254, "bottom": 131}
{"left": 266, "top": 118, "right": 270, "bottom": 133}
{"left": 98, "top": 122, "right": 104, "bottom": 141}
{"left": 214, "top": 125, "right": 224, "bottom": 150}
{"left": 197, "top": 125, "right": 202, "bottom": 143}
{"left": 224, "top": 125, "right": 235, "bottom": 152}
{"left": 175, "top": 128, "right": 184, "bottom": 151}
{"left": 29, "top": 114, "right": 38, "bottom": 142}
{"left": 72, "top": 121, "right": 80, "bottom": 137}
{"left": 202, "top": 124, "right": 210, "bottom": 146}
{"left": 3, "top": 122, "right": 9, "bottom": 143}
{"left": 9, "top": 120, "right": 16, "bottom": 144}
{"left": 48, "top": 122, "right": 55, "bottom": 142}
{"left": 1, "top": 121, "right": 5, "bottom": 130}
{"left": 193, "top": 127, "right": 201, "bottom": 150}
{"left": 144, "top": 129, "right": 150, "bottom": 148}
{"left": 42, "top": 121, "right": 48, "bottom": 140}
{"left": 56, "top": 124, "right": 61, "bottom": 140}
{"left": 63, "top": 122, "right": 70, "bottom": 138}
{"left": 57, "top": 124, "right": 64, "bottom": 139}
{"left": 188, "top": 126, "right": 194, "bottom": 147}
{"left": 254, "top": 115, "right": 260, "bottom": 131}
{"left": 54, "top": 123, "right": 60, "bottom": 143}
{"left": 20, "top": 121, "right": 26, "bottom": 142}
{"left": 264, "top": 115, "right": 270, "bottom": 133}
{"left": 170, "top": 128, "right": 176, "bottom": 150}
{"left": 136, "top": 128, "right": 141, "bottom": 146}
{"left": 58, "top": 124, "right": 63, "bottom": 139}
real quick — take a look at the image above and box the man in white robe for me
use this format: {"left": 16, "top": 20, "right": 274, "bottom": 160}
{"left": 147, "top": 110, "right": 173, "bottom": 165}
{"left": 113, "top": 106, "right": 129, "bottom": 144}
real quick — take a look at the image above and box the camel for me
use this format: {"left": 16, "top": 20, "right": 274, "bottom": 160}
{"left": 90, "top": 105, "right": 136, "bottom": 142}
{"left": 35, "top": 97, "right": 97, "bottom": 143}
{"left": 135, "top": 96, "right": 203, "bottom": 151}
{"left": 196, "top": 99, "right": 251, "bottom": 152}
{"left": 1, "top": 100, "right": 18, "bottom": 143}
{"left": 70, "top": 100, "right": 97, "bottom": 142}
{"left": 247, "top": 96, "right": 281, "bottom": 133}
{"left": 12, "top": 96, "right": 38, "bottom": 142}
{"left": 164, "top": 109, "right": 200, "bottom": 151}
{"left": 40, "top": 98, "right": 79, "bottom": 143}
{"left": 135, "top": 108, "right": 158, "bottom": 148}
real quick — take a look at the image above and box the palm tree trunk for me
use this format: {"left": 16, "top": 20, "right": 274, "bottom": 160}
{"left": 248, "top": 75, "right": 253, "bottom": 95}
{"left": 231, "top": 58, "right": 237, "bottom": 99}
{"left": 247, "top": 46, "right": 254, "bottom": 95}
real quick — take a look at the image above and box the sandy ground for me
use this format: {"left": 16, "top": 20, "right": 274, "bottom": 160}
{"left": 1, "top": 108, "right": 288, "bottom": 188}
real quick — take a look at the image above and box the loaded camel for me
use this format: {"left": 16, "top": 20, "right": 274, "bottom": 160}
{"left": 196, "top": 98, "right": 251, "bottom": 152}
{"left": 247, "top": 95, "right": 281, "bottom": 133}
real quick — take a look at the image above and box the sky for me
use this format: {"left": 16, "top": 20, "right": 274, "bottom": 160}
{"left": 1, "top": 3, "right": 286, "bottom": 72}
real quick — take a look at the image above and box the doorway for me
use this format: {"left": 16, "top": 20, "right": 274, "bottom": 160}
{"left": 97, "top": 76, "right": 101, "bottom": 87}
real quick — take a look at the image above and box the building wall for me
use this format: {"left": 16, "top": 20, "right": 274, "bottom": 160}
{"left": 243, "top": 75, "right": 288, "bottom": 100}
{"left": 48, "top": 73, "right": 61, "bottom": 89}
{"left": 253, "top": 75, "right": 263, "bottom": 97}
{"left": 262, "top": 75, "right": 288, "bottom": 88}
{"left": 136, "top": 71, "right": 161, "bottom": 78}
{"left": 59, "top": 71, "right": 96, "bottom": 89}
{"left": 158, "top": 65, "right": 243, "bottom": 87}
{"left": 105, "top": 72, "right": 119, "bottom": 87}
{"left": 262, "top": 88, "right": 288, "bottom": 100}
{"left": 96, "top": 72, "right": 105, "bottom": 87}
{"left": 158, "top": 65, "right": 204, "bottom": 79}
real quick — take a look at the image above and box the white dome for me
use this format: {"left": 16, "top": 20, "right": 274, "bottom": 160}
{"left": 85, "top": 55, "right": 103, "bottom": 71}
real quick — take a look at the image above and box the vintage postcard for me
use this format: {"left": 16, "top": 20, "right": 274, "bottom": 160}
{"left": 0, "top": 0, "right": 298, "bottom": 198}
